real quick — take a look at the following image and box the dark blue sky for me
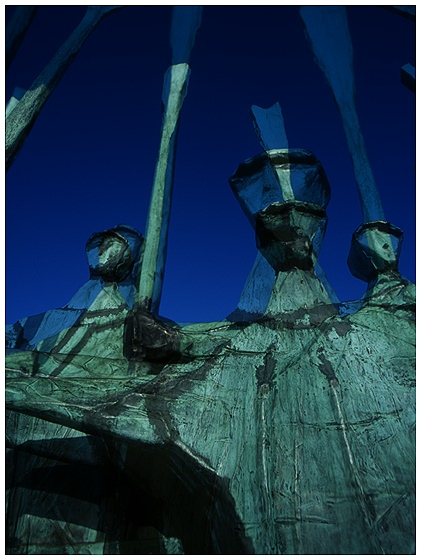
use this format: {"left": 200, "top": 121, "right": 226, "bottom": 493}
{"left": 6, "top": 5, "right": 415, "bottom": 325}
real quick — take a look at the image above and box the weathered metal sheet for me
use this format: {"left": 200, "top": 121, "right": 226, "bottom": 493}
{"left": 6, "top": 258, "right": 415, "bottom": 553}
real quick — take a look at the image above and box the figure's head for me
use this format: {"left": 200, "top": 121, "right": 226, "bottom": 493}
{"left": 86, "top": 225, "right": 143, "bottom": 283}
{"left": 347, "top": 221, "right": 403, "bottom": 283}
{"left": 229, "top": 149, "right": 331, "bottom": 271}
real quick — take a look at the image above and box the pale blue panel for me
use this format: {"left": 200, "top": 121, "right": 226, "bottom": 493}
{"left": 250, "top": 103, "right": 288, "bottom": 151}
{"left": 170, "top": 6, "right": 202, "bottom": 65}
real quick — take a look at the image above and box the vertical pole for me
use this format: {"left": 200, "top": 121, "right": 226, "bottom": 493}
{"left": 250, "top": 103, "right": 295, "bottom": 202}
{"left": 136, "top": 7, "right": 202, "bottom": 313}
{"left": 136, "top": 63, "right": 190, "bottom": 312}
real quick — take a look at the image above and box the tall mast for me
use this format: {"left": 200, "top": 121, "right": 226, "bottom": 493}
{"left": 136, "top": 6, "right": 202, "bottom": 313}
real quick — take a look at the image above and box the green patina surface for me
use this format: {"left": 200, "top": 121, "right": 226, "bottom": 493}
{"left": 5, "top": 5, "right": 414, "bottom": 555}
{"left": 5, "top": 267, "right": 415, "bottom": 554}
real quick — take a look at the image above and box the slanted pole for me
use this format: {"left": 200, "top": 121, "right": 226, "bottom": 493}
{"left": 300, "top": 6, "right": 386, "bottom": 224}
{"left": 6, "top": 6, "right": 38, "bottom": 72}
{"left": 6, "top": 6, "right": 121, "bottom": 171}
